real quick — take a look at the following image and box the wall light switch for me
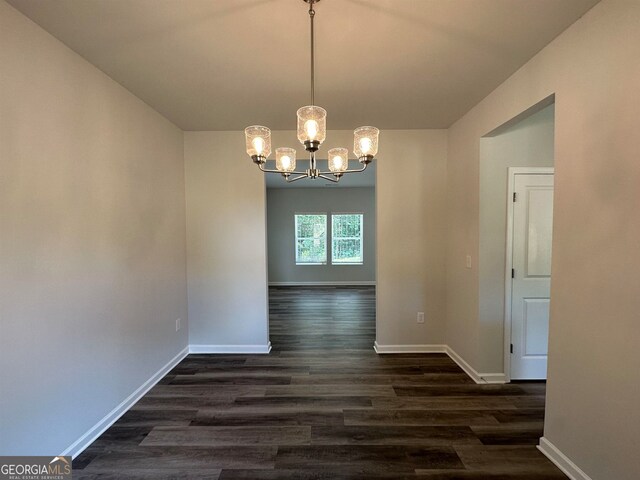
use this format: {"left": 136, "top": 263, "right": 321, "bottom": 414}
{"left": 417, "top": 312, "right": 425, "bottom": 324}
{"left": 176, "top": 318, "right": 181, "bottom": 332}
{"left": 466, "top": 255, "right": 472, "bottom": 269}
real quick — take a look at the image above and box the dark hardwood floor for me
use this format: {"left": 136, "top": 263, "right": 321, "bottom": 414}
{"left": 73, "top": 286, "right": 563, "bottom": 479}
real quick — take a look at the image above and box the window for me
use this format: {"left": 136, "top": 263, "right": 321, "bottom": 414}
{"left": 332, "top": 214, "right": 363, "bottom": 264}
{"left": 295, "top": 214, "right": 327, "bottom": 264}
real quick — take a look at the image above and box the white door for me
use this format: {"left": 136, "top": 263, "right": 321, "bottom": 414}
{"left": 510, "top": 173, "right": 554, "bottom": 380}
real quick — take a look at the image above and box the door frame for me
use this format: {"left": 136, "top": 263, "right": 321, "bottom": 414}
{"left": 504, "top": 167, "right": 555, "bottom": 382}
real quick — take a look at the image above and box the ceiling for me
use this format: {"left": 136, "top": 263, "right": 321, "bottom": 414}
{"left": 7, "top": 0, "right": 599, "bottom": 131}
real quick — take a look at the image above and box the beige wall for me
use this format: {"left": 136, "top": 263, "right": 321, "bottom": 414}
{"left": 0, "top": 1, "right": 188, "bottom": 456}
{"left": 184, "top": 132, "right": 269, "bottom": 349}
{"left": 376, "top": 130, "right": 449, "bottom": 348}
{"left": 479, "top": 104, "right": 555, "bottom": 373}
{"left": 446, "top": 1, "right": 640, "bottom": 478}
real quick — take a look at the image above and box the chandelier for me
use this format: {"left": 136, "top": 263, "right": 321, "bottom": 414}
{"left": 244, "top": 0, "right": 379, "bottom": 183}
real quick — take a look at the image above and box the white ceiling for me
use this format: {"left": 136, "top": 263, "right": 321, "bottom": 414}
{"left": 7, "top": 0, "right": 599, "bottom": 131}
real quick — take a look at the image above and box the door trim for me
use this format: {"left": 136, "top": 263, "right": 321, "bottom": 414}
{"left": 504, "top": 167, "right": 554, "bottom": 382}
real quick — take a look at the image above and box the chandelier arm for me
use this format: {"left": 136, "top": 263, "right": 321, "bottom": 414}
{"left": 257, "top": 164, "right": 307, "bottom": 175}
{"left": 316, "top": 163, "right": 369, "bottom": 176}
{"left": 286, "top": 174, "right": 311, "bottom": 183}
{"left": 257, "top": 164, "right": 284, "bottom": 174}
{"left": 342, "top": 164, "right": 369, "bottom": 174}
{"left": 318, "top": 174, "right": 340, "bottom": 183}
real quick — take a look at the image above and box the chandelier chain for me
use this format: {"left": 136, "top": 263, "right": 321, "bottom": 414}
{"left": 309, "top": 0, "right": 315, "bottom": 105}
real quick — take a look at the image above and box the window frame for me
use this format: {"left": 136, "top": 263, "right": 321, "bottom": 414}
{"left": 294, "top": 213, "right": 328, "bottom": 265}
{"left": 331, "top": 213, "right": 364, "bottom": 265}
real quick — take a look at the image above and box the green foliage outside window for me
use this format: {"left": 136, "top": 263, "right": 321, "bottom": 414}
{"left": 295, "top": 214, "right": 327, "bottom": 264}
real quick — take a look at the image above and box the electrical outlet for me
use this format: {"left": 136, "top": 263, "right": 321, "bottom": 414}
{"left": 466, "top": 255, "right": 472, "bottom": 269}
{"left": 176, "top": 318, "right": 181, "bottom": 332}
{"left": 417, "top": 312, "right": 425, "bottom": 324}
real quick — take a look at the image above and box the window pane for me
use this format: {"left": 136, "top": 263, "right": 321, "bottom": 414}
{"left": 297, "top": 239, "right": 326, "bottom": 264}
{"left": 333, "top": 214, "right": 362, "bottom": 238}
{"left": 295, "top": 214, "right": 327, "bottom": 264}
{"left": 332, "top": 239, "right": 362, "bottom": 263}
{"left": 297, "top": 214, "right": 325, "bottom": 238}
{"left": 298, "top": 220, "right": 314, "bottom": 238}
{"left": 331, "top": 214, "right": 363, "bottom": 264}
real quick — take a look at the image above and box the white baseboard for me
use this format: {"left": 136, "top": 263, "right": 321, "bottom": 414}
{"left": 269, "top": 281, "right": 376, "bottom": 286}
{"left": 61, "top": 346, "right": 189, "bottom": 459}
{"left": 538, "top": 437, "right": 593, "bottom": 480}
{"left": 189, "top": 342, "right": 272, "bottom": 354}
{"left": 445, "top": 346, "right": 481, "bottom": 382}
{"left": 447, "top": 345, "right": 507, "bottom": 383}
{"left": 445, "top": 346, "right": 507, "bottom": 384}
{"left": 372, "top": 343, "right": 505, "bottom": 383}
{"left": 373, "top": 342, "right": 447, "bottom": 354}
{"left": 476, "top": 372, "right": 508, "bottom": 383}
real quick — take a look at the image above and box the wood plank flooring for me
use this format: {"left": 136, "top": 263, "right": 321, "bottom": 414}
{"left": 73, "top": 286, "right": 564, "bottom": 479}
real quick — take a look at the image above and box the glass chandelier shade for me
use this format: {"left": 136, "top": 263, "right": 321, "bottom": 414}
{"left": 297, "top": 106, "right": 327, "bottom": 145}
{"left": 354, "top": 126, "right": 379, "bottom": 159}
{"left": 245, "top": 125, "right": 272, "bottom": 158}
{"left": 276, "top": 147, "right": 297, "bottom": 173}
{"left": 327, "top": 148, "right": 349, "bottom": 174}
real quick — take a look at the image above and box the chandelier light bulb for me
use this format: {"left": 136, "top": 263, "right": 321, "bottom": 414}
{"left": 252, "top": 137, "right": 265, "bottom": 155}
{"left": 305, "top": 120, "right": 319, "bottom": 141}
{"left": 359, "top": 137, "right": 372, "bottom": 155}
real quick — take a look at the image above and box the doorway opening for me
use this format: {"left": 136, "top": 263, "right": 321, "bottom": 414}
{"left": 479, "top": 99, "right": 555, "bottom": 382}
{"left": 264, "top": 154, "right": 377, "bottom": 353}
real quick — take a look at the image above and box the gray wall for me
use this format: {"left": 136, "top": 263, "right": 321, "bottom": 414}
{"left": 267, "top": 187, "right": 376, "bottom": 284}
{"left": 0, "top": 1, "right": 188, "bottom": 456}
{"left": 478, "top": 104, "right": 555, "bottom": 372}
